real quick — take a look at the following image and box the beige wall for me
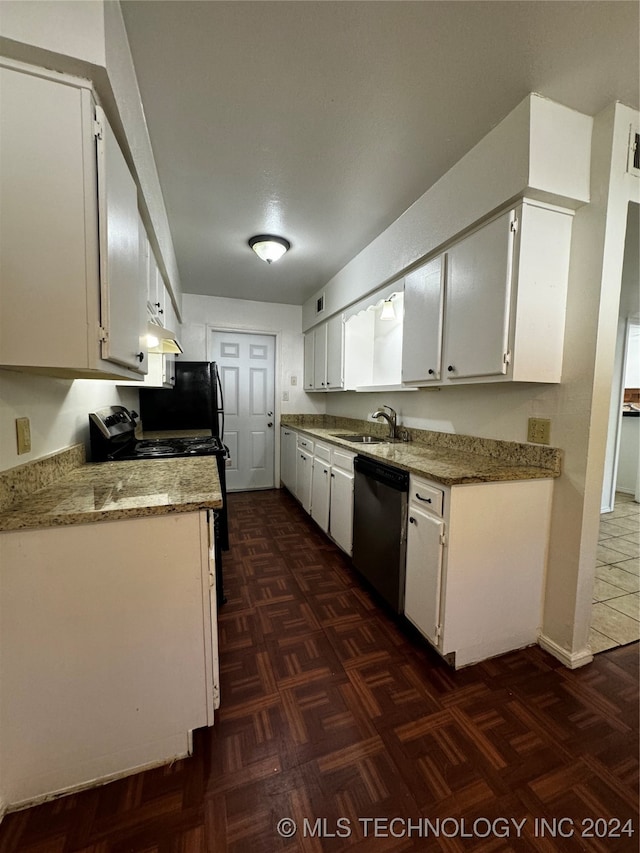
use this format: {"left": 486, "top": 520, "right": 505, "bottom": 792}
{"left": 0, "top": 371, "right": 138, "bottom": 471}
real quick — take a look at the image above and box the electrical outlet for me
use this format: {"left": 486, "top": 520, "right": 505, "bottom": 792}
{"left": 527, "top": 417, "right": 551, "bottom": 445}
{"left": 282, "top": 391, "right": 289, "bottom": 402}
{"left": 16, "top": 417, "right": 31, "bottom": 454}
{"left": 290, "top": 375, "right": 298, "bottom": 386}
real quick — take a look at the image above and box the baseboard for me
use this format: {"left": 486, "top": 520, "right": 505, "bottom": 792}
{"left": 538, "top": 634, "right": 594, "bottom": 669}
{"left": 4, "top": 750, "right": 190, "bottom": 817}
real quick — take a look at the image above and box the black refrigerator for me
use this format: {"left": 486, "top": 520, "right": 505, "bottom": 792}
{"left": 139, "top": 361, "right": 224, "bottom": 438}
{"left": 139, "top": 361, "right": 229, "bottom": 552}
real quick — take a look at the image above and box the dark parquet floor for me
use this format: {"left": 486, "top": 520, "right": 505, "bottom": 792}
{"left": 1, "top": 489, "right": 638, "bottom": 852}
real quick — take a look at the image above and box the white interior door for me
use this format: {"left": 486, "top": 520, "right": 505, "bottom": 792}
{"left": 210, "top": 330, "right": 276, "bottom": 491}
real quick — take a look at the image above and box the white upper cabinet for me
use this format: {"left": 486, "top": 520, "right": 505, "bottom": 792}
{"left": 401, "top": 256, "right": 444, "bottom": 384}
{"left": 96, "top": 105, "right": 147, "bottom": 374}
{"left": 443, "top": 208, "right": 515, "bottom": 380}
{"left": 313, "top": 323, "right": 327, "bottom": 390}
{"left": 401, "top": 200, "right": 573, "bottom": 386}
{"left": 0, "top": 63, "right": 147, "bottom": 379}
{"left": 325, "top": 314, "right": 345, "bottom": 390}
{"left": 304, "top": 314, "right": 345, "bottom": 391}
{"left": 303, "top": 331, "right": 314, "bottom": 390}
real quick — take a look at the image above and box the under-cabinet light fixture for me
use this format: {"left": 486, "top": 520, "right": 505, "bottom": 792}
{"left": 380, "top": 299, "right": 396, "bottom": 320}
{"left": 248, "top": 234, "right": 291, "bottom": 264}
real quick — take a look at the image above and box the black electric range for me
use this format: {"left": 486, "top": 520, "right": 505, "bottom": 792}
{"left": 89, "top": 406, "right": 226, "bottom": 462}
{"left": 89, "top": 406, "right": 228, "bottom": 604}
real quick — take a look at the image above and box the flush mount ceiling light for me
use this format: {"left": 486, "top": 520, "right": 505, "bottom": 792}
{"left": 248, "top": 234, "right": 291, "bottom": 264}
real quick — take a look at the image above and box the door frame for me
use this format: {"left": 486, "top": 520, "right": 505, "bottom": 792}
{"left": 206, "top": 325, "right": 280, "bottom": 489}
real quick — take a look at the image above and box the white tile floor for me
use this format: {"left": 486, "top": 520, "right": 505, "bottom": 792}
{"left": 590, "top": 492, "right": 640, "bottom": 653}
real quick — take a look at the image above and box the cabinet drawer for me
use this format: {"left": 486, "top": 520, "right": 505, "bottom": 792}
{"left": 297, "top": 435, "right": 314, "bottom": 453}
{"left": 410, "top": 478, "right": 444, "bottom": 517}
{"left": 314, "top": 442, "right": 331, "bottom": 464}
{"left": 331, "top": 448, "right": 355, "bottom": 472}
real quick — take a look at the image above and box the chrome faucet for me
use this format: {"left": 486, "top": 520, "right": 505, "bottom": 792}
{"left": 371, "top": 405, "right": 397, "bottom": 440}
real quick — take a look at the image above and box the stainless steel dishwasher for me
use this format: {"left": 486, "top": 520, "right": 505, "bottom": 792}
{"left": 352, "top": 455, "right": 409, "bottom": 612}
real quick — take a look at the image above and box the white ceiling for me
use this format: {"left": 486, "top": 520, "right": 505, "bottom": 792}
{"left": 121, "top": 0, "right": 639, "bottom": 306}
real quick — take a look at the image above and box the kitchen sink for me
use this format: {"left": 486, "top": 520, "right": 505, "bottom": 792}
{"left": 330, "top": 433, "right": 386, "bottom": 444}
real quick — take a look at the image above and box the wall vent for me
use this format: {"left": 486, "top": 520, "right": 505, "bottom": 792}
{"left": 316, "top": 294, "right": 325, "bottom": 315}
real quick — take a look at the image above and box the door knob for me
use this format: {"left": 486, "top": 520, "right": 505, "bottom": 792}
{"left": 268, "top": 422, "right": 273, "bottom": 428}
{"left": 267, "top": 411, "right": 273, "bottom": 416}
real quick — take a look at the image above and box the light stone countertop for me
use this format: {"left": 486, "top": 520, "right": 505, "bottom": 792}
{"left": 282, "top": 420, "right": 561, "bottom": 486}
{"left": 0, "top": 456, "right": 223, "bottom": 532}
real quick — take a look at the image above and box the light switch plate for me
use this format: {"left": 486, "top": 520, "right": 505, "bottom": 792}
{"left": 527, "top": 417, "right": 551, "bottom": 444}
{"left": 16, "top": 417, "right": 31, "bottom": 454}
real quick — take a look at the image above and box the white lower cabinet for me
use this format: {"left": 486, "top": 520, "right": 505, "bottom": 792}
{"left": 280, "top": 430, "right": 355, "bottom": 555}
{"left": 296, "top": 444, "right": 314, "bottom": 512}
{"left": 280, "top": 427, "right": 297, "bottom": 492}
{"left": 329, "top": 459, "right": 355, "bottom": 555}
{"left": 309, "top": 442, "right": 331, "bottom": 532}
{"left": 310, "top": 461, "right": 331, "bottom": 532}
{"left": 0, "top": 511, "right": 219, "bottom": 809}
{"left": 405, "top": 503, "right": 445, "bottom": 646}
{"left": 404, "top": 474, "right": 553, "bottom": 668}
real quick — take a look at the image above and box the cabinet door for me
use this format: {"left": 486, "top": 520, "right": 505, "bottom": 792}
{"left": 303, "top": 332, "right": 315, "bottom": 390}
{"left": 404, "top": 505, "right": 444, "bottom": 646}
{"left": 296, "top": 448, "right": 313, "bottom": 512}
{"left": 280, "top": 428, "right": 297, "bottom": 492}
{"left": 96, "top": 106, "right": 145, "bottom": 372}
{"left": 329, "top": 467, "right": 354, "bottom": 555}
{"left": 0, "top": 67, "right": 94, "bottom": 370}
{"left": 401, "top": 256, "right": 444, "bottom": 383}
{"left": 313, "top": 324, "right": 327, "bottom": 389}
{"left": 443, "top": 209, "right": 515, "bottom": 379}
{"left": 326, "top": 314, "right": 344, "bottom": 389}
{"left": 310, "top": 460, "right": 331, "bottom": 532}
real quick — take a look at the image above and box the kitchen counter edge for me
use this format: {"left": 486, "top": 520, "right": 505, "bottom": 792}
{"left": 282, "top": 422, "right": 560, "bottom": 486}
{"left": 0, "top": 455, "right": 223, "bottom": 533}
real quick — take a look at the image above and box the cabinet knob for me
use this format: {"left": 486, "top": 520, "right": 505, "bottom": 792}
{"left": 428, "top": 369, "right": 435, "bottom": 375}
{"left": 136, "top": 352, "right": 145, "bottom": 363}
{"left": 447, "top": 365, "right": 455, "bottom": 372}
{"left": 409, "top": 516, "right": 416, "bottom": 524}
{"left": 331, "top": 473, "right": 335, "bottom": 478}
{"left": 154, "top": 302, "right": 161, "bottom": 308}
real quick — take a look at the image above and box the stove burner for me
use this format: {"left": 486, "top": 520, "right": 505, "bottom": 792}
{"left": 133, "top": 443, "right": 180, "bottom": 457}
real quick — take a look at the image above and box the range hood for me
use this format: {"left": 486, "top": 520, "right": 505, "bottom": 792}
{"left": 146, "top": 323, "right": 183, "bottom": 355}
